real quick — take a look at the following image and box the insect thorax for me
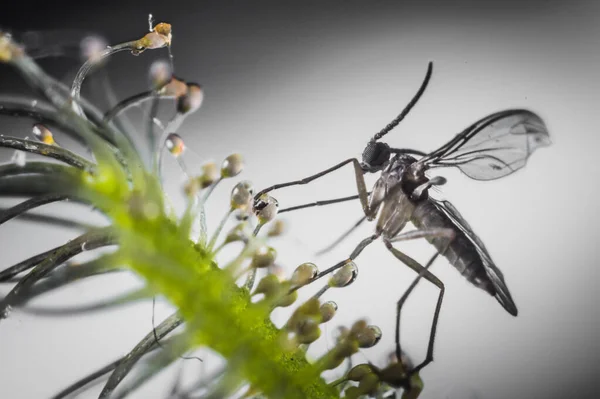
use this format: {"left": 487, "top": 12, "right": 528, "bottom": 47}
{"left": 384, "top": 154, "right": 429, "bottom": 200}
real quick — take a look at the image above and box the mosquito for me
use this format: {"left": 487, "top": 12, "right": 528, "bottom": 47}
{"left": 253, "top": 61, "right": 551, "bottom": 375}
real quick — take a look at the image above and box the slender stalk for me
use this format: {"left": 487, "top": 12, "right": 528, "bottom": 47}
{"left": 0, "top": 97, "right": 110, "bottom": 145}
{"left": 242, "top": 223, "right": 265, "bottom": 291}
{"left": 49, "top": 358, "right": 123, "bottom": 399}
{"left": 0, "top": 194, "right": 69, "bottom": 226}
{"left": 95, "top": 69, "right": 139, "bottom": 140}
{"left": 177, "top": 367, "right": 227, "bottom": 398}
{"left": 0, "top": 99, "right": 131, "bottom": 173}
{"left": 0, "top": 174, "right": 78, "bottom": 198}
{"left": 110, "top": 333, "right": 189, "bottom": 399}
{"left": 0, "top": 162, "right": 76, "bottom": 179}
{"left": 8, "top": 49, "right": 142, "bottom": 183}
{"left": 147, "top": 94, "right": 160, "bottom": 170}
{"left": 0, "top": 247, "right": 55, "bottom": 282}
{"left": 0, "top": 136, "right": 93, "bottom": 170}
{"left": 103, "top": 90, "right": 174, "bottom": 124}
{"left": 197, "top": 178, "right": 223, "bottom": 245}
{"left": 50, "top": 314, "right": 181, "bottom": 399}
{"left": 0, "top": 227, "right": 115, "bottom": 281}
{"left": 71, "top": 42, "right": 136, "bottom": 101}
{"left": 22, "top": 288, "right": 149, "bottom": 316}
{"left": 0, "top": 227, "right": 116, "bottom": 317}
{"left": 156, "top": 112, "right": 186, "bottom": 178}
{"left": 208, "top": 209, "right": 233, "bottom": 251}
{"left": 26, "top": 256, "right": 121, "bottom": 299}
{"left": 100, "top": 312, "right": 184, "bottom": 398}
{"left": 0, "top": 208, "right": 93, "bottom": 230}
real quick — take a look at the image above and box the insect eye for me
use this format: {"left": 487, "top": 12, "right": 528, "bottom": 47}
{"left": 362, "top": 142, "right": 390, "bottom": 169}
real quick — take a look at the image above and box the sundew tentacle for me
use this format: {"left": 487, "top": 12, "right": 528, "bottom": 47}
{"left": 0, "top": 24, "right": 411, "bottom": 399}
{"left": 80, "top": 162, "right": 339, "bottom": 398}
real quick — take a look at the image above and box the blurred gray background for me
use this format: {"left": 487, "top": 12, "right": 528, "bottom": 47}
{"left": 1, "top": 1, "right": 599, "bottom": 398}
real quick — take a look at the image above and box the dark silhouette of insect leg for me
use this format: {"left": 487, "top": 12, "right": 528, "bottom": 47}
{"left": 279, "top": 193, "right": 368, "bottom": 214}
{"left": 384, "top": 238, "right": 447, "bottom": 375}
{"left": 270, "top": 161, "right": 375, "bottom": 256}
{"left": 384, "top": 228, "right": 454, "bottom": 367}
{"left": 258, "top": 160, "right": 377, "bottom": 256}
{"left": 306, "top": 233, "right": 379, "bottom": 286}
{"left": 256, "top": 158, "right": 373, "bottom": 217}
{"left": 392, "top": 251, "right": 440, "bottom": 365}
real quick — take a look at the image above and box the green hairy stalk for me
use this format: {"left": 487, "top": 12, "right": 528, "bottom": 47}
{"left": 0, "top": 21, "right": 420, "bottom": 399}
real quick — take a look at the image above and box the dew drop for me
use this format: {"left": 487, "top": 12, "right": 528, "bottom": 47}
{"left": 356, "top": 325, "right": 382, "bottom": 348}
{"left": 165, "top": 133, "right": 185, "bottom": 156}
{"left": 177, "top": 83, "right": 204, "bottom": 114}
{"left": 319, "top": 301, "right": 338, "bottom": 323}
{"left": 329, "top": 261, "right": 358, "bottom": 288}
{"left": 251, "top": 246, "right": 277, "bottom": 269}
{"left": 291, "top": 262, "right": 318, "bottom": 287}
{"left": 221, "top": 153, "right": 244, "bottom": 178}
{"left": 230, "top": 181, "right": 254, "bottom": 210}
{"left": 252, "top": 194, "right": 279, "bottom": 224}
{"left": 196, "top": 162, "right": 219, "bottom": 189}
{"left": 32, "top": 124, "right": 55, "bottom": 145}
{"left": 160, "top": 78, "right": 187, "bottom": 98}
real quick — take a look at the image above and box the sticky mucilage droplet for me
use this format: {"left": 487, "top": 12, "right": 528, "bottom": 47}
{"left": 230, "top": 181, "right": 254, "bottom": 210}
{"left": 253, "top": 194, "right": 279, "bottom": 224}
{"left": 221, "top": 153, "right": 244, "bottom": 178}
{"left": 329, "top": 261, "right": 358, "bottom": 288}
{"left": 165, "top": 133, "right": 185, "bottom": 156}
{"left": 32, "top": 124, "right": 55, "bottom": 145}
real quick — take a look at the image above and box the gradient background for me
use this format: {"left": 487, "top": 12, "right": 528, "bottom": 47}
{"left": 1, "top": 1, "right": 599, "bottom": 398}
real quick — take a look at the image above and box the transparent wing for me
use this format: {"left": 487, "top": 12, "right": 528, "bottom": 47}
{"left": 421, "top": 110, "right": 550, "bottom": 180}
{"left": 432, "top": 198, "right": 518, "bottom": 315}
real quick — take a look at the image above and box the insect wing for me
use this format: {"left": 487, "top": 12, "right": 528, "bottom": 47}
{"left": 422, "top": 110, "right": 550, "bottom": 180}
{"left": 432, "top": 198, "right": 518, "bottom": 316}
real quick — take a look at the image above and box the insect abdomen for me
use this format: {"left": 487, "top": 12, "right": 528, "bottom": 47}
{"left": 411, "top": 201, "right": 496, "bottom": 296}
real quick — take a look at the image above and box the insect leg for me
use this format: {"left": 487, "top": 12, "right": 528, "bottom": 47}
{"left": 385, "top": 229, "right": 454, "bottom": 364}
{"left": 278, "top": 193, "right": 366, "bottom": 214}
{"left": 392, "top": 251, "right": 439, "bottom": 366}
{"left": 256, "top": 158, "right": 354, "bottom": 195}
{"left": 255, "top": 158, "right": 372, "bottom": 218}
{"left": 292, "top": 234, "right": 378, "bottom": 292}
{"left": 386, "top": 228, "right": 454, "bottom": 244}
{"left": 384, "top": 231, "right": 452, "bottom": 375}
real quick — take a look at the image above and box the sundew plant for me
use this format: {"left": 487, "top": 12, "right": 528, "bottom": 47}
{"left": 0, "top": 20, "right": 424, "bottom": 399}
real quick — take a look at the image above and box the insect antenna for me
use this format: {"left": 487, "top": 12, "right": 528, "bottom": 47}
{"left": 371, "top": 61, "right": 433, "bottom": 143}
